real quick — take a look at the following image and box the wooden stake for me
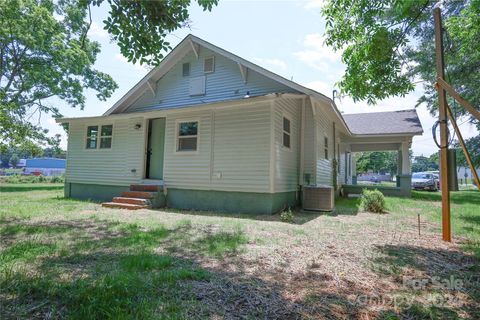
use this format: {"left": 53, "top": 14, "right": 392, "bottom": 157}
{"left": 446, "top": 104, "right": 480, "bottom": 191}
{"left": 418, "top": 213, "right": 421, "bottom": 237}
{"left": 434, "top": 7, "right": 451, "bottom": 242}
{"left": 437, "top": 78, "right": 480, "bottom": 122}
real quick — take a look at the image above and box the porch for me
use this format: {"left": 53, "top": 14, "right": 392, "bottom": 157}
{"left": 341, "top": 138, "right": 412, "bottom": 197}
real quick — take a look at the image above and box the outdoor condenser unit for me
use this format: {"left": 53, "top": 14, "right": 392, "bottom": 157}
{"left": 302, "top": 185, "right": 334, "bottom": 211}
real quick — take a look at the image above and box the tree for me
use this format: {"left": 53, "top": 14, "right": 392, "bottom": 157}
{"left": 454, "top": 136, "right": 480, "bottom": 168}
{"left": 1, "top": 0, "right": 117, "bottom": 149}
{"left": 322, "top": 0, "right": 480, "bottom": 127}
{"left": 1, "top": 0, "right": 218, "bottom": 149}
{"left": 9, "top": 153, "right": 19, "bottom": 168}
{"left": 412, "top": 155, "right": 439, "bottom": 172}
{"left": 355, "top": 151, "right": 397, "bottom": 176}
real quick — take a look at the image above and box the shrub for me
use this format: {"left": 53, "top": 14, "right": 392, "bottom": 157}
{"left": 280, "top": 209, "right": 294, "bottom": 223}
{"left": 360, "top": 189, "right": 386, "bottom": 213}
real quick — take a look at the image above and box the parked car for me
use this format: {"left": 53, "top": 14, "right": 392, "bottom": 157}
{"left": 432, "top": 173, "right": 440, "bottom": 189}
{"left": 412, "top": 172, "right": 438, "bottom": 191}
{"left": 370, "top": 176, "right": 379, "bottom": 183}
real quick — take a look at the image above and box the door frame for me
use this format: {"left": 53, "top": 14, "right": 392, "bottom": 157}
{"left": 143, "top": 117, "right": 166, "bottom": 180}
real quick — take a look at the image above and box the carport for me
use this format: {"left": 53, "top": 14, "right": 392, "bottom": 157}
{"left": 340, "top": 110, "right": 424, "bottom": 197}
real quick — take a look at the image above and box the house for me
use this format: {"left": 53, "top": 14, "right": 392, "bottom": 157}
{"left": 57, "top": 35, "right": 423, "bottom": 213}
{"left": 25, "top": 158, "right": 66, "bottom": 176}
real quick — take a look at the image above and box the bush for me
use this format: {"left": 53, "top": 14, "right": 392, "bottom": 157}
{"left": 280, "top": 209, "right": 294, "bottom": 223}
{"left": 360, "top": 189, "right": 386, "bottom": 213}
{"left": 4, "top": 174, "right": 64, "bottom": 184}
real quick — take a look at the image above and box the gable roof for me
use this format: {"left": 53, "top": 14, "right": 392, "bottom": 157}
{"left": 103, "top": 34, "right": 344, "bottom": 120}
{"left": 342, "top": 109, "right": 423, "bottom": 136}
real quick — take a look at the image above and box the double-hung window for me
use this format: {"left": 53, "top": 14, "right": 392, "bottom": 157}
{"left": 282, "top": 117, "right": 291, "bottom": 149}
{"left": 86, "top": 125, "right": 113, "bottom": 149}
{"left": 324, "top": 136, "right": 329, "bottom": 159}
{"left": 177, "top": 121, "right": 198, "bottom": 152}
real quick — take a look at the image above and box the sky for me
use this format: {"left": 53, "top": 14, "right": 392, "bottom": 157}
{"left": 43, "top": 0, "right": 478, "bottom": 156}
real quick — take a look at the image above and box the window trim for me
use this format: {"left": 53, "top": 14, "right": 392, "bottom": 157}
{"left": 182, "top": 62, "right": 190, "bottom": 77}
{"left": 84, "top": 124, "right": 114, "bottom": 151}
{"left": 174, "top": 119, "right": 200, "bottom": 154}
{"left": 204, "top": 56, "right": 215, "bottom": 73}
{"left": 282, "top": 114, "right": 292, "bottom": 150}
{"left": 324, "top": 135, "right": 329, "bottom": 160}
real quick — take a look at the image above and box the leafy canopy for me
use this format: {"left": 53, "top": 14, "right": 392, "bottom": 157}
{"left": 1, "top": 0, "right": 218, "bottom": 150}
{"left": 322, "top": 0, "right": 480, "bottom": 127}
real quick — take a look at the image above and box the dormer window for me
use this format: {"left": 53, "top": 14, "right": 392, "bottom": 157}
{"left": 204, "top": 56, "right": 215, "bottom": 73}
{"left": 182, "top": 63, "right": 190, "bottom": 77}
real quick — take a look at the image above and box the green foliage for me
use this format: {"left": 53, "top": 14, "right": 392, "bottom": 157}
{"left": 322, "top": 0, "right": 480, "bottom": 125}
{"left": 355, "top": 151, "right": 397, "bottom": 175}
{"left": 1, "top": 0, "right": 219, "bottom": 149}
{"left": 9, "top": 154, "right": 19, "bottom": 168}
{"left": 412, "top": 154, "right": 439, "bottom": 173}
{"left": 360, "top": 189, "right": 386, "bottom": 213}
{"left": 0, "top": 0, "right": 117, "bottom": 148}
{"left": 96, "top": 0, "right": 219, "bottom": 65}
{"left": 454, "top": 136, "right": 480, "bottom": 168}
{"left": 4, "top": 174, "right": 64, "bottom": 184}
{"left": 280, "top": 209, "right": 295, "bottom": 223}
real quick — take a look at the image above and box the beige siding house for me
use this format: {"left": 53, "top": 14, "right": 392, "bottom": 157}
{"left": 58, "top": 35, "right": 423, "bottom": 213}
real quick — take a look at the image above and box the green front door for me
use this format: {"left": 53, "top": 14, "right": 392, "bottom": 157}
{"left": 147, "top": 118, "right": 165, "bottom": 179}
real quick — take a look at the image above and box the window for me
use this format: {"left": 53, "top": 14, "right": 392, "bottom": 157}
{"left": 282, "top": 117, "right": 291, "bottom": 148}
{"left": 182, "top": 63, "right": 190, "bottom": 77}
{"left": 177, "top": 121, "right": 198, "bottom": 152}
{"left": 204, "top": 56, "right": 215, "bottom": 73}
{"left": 86, "top": 125, "right": 112, "bottom": 149}
{"left": 86, "top": 126, "right": 98, "bottom": 149}
{"left": 100, "top": 125, "right": 113, "bottom": 149}
{"left": 324, "top": 136, "right": 329, "bottom": 159}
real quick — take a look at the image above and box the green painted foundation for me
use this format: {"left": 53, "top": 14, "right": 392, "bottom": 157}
{"left": 166, "top": 188, "right": 298, "bottom": 214}
{"left": 65, "top": 182, "right": 297, "bottom": 214}
{"left": 65, "top": 182, "right": 130, "bottom": 202}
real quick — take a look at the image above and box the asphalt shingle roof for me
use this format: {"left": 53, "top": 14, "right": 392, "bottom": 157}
{"left": 342, "top": 109, "right": 423, "bottom": 135}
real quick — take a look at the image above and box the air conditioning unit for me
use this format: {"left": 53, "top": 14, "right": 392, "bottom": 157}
{"left": 302, "top": 185, "right": 334, "bottom": 211}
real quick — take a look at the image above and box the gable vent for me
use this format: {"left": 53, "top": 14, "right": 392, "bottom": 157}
{"left": 204, "top": 56, "right": 215, "bottom": 73}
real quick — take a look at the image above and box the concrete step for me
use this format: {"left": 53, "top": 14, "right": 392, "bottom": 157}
{"left": 130, "top": 184, "right": 162, "bottom": 192}
{"left": 121, "top": 191, "right": 157, "bottom": 199}
{"left": 113, "top": 197, "right": 151, "bottom": 205}
{"left": 101, "top": 202, "right": 150, "bottom": 210}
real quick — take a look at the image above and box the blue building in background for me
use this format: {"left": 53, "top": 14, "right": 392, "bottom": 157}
{"left": 25, "top": 158, "right": 66, "bottom": 176}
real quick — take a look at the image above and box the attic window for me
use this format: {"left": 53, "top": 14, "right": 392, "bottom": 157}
{"left": 182, "top": 63, "right": 190, "bottom": 77}
{"left": 204, "top": 56, "right": 215, "bottom": 73}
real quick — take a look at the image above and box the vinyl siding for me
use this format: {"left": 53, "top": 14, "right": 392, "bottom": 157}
{"left": 163, "top": 101, "right": 272, "bottom": 192}
{"left": 315, "top": 103, "right": 334, "bottom": 186}
{"left": 303, "top": 99, "right": 316, "bottom": 185}
{"left": 274, "top": 98, "right": 301, "bottom": 192}
{"left": 65, "top": 117, "right": 145, "bottom": 186}
{"left": 125, "top": 48, "right": 297, "bottom": 113}
{"left": 163, "top": 110, "right": 212, "bottom": 189}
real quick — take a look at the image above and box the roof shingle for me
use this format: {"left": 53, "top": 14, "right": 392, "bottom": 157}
{"left": 342, "top": 109, "right": 423, "bottom": 135}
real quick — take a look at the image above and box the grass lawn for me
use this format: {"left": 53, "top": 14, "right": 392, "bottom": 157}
{"left": 1, "top": 184, "right": 479, "bottom": 319}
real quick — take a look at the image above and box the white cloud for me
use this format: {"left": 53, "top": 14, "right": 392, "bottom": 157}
{"left": 303, "top": 80, "right": 332, "bottom": 96}
{"left": 252, "top": 57, "right": 287, "bottom": 71}
{"left": 294, "top": 33, "right": 343, "bottom": 73}
{"left": 89, "top": 22, "right": 108, "bottom": 39}
{"left": 303, "top": 0, "right": 326, "bottom": 10}
{"left": 115, "top": 54, "right": 149, "bottom": 72}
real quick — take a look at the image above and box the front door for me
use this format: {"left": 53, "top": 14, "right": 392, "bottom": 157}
{"left": 146, "top": 118, "right": 165, "bottom": 179}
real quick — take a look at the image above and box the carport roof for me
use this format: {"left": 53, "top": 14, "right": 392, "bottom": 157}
{"left": 342, "top": 109, "right": 423, "bottom": 136}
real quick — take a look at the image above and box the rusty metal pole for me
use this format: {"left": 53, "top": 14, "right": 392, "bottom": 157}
{"left": 434, "top": 7, "right": 451, "bottom": 242}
